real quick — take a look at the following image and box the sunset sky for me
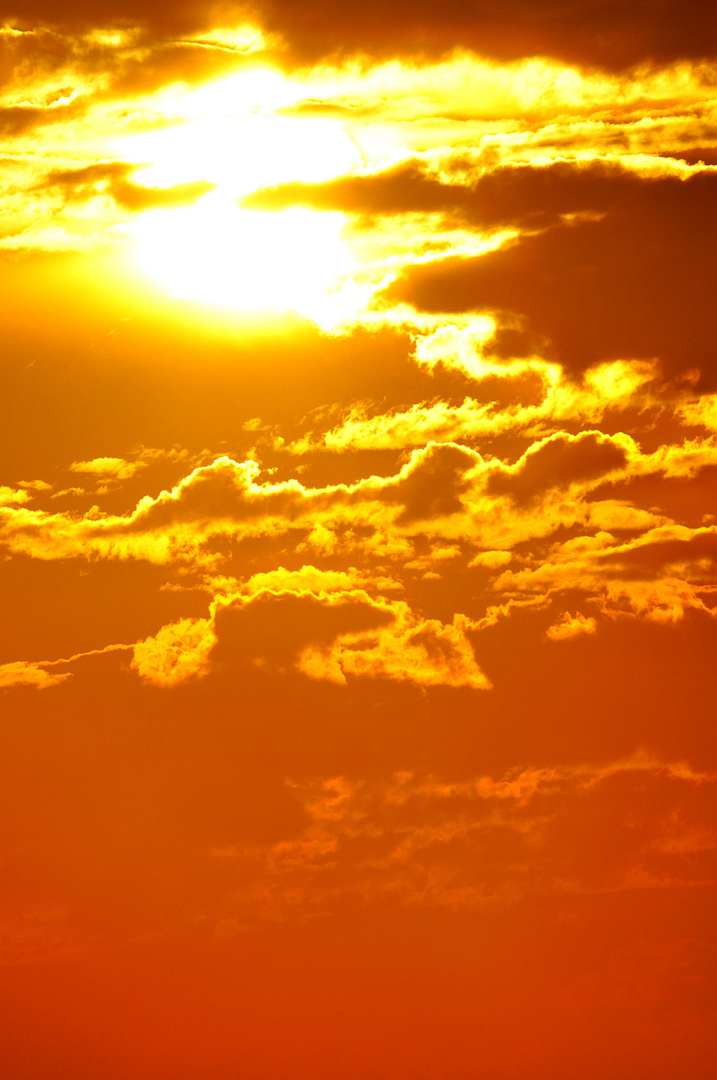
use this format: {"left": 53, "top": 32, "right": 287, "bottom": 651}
{"left": 2, "top": 3, "right": 717, "bottom": 1077}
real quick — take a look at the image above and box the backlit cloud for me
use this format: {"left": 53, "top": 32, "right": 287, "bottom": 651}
{"left": 131, "top": 616, "right": 216, "bottom": 686}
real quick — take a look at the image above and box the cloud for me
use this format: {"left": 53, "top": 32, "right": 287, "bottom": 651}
{"left": 5, "top": 2, "right": 717, "bottom": 72}
{"left": 213, "top": 754, "right": 717, "bottom": 922}
{"left": 0, "top": 101, "right": 83, "bottom": 135}
{"left": 0, "top": 21, "right": 266, "bottom": 113}
{"left": 197, "top": 1, "right": 717, "bottom": 70}
{"left": 0, "top": 643, "right": 131, "bottom": 691}
{"left": 239, "top": 564, "right": 402, "bottom": 596}
{"left": 677, "top": 393, "right": 717, "bottom": 433}
{"left": 298, "top": 606, "right": 490, "bottom": 689}
{"left": 0, "top": 486, "right": 30, "bottom": 506}
{"left": 243, "top": 157, "right": 642, "bottom": 227}
{"left": 41, "top": 162, "right": 215, "bottom": 212}
{"left": 131, "top": 616, "right": 216, "bottom": 686}
{"left": 2, "top": 430, "right": 716, "bottom": 665}
{"left": 546, "top": 611, "right": 597, "bottom": 641}
{"left": 492, "top": 524, "right": 717, "bottom": 622}
{"left": 386, "top": 169, "right": 717, "bottom": 389}
{"left": 0, "top": 448, "right": 485, "bottom": 563}
{"left": 17, "top": 479, "right": 53, "bottom": 492}
{"left": 287, "top": 359, "right": 656, "bottom": 453}
{"left": 0, "top": 660, "right": 72, "bottom": 690}
{"left": 486, "top": 431, "right": 630, "bottom": 504}
{"left": 69, "top": 456, "right": 145, "bottom": 480}
{"left": 204, "top": 581, "right": 489, "bottom": 691}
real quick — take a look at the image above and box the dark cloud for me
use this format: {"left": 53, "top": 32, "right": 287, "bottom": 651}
{"left": 101, "top": 441, "right": 482, "bottom": 542}
{"left": 0, "top": 1, "right": 215, "bottom": 35}
{"left": 41, "top": 161, "right": 215, "bottom": 211}
{"left": 387, "top": 169, "right": 717, "bottom": 388}
{"left": 257, "top": 0, "right": 717, "bottom": 69}
{"left": 4, "top": 0, "right": 717, "bottom": 70}
{"left": 597, "top": 528, "right": 717, "bottom": 577}
{"left": 488, "top": 432, "right": 628, "bottom": 504}
{"left": 588, "top": 465, "right": 717, "bottom": 529}
{"left": 0, "top": 103, "right": 81, "bottom": 135}
{"left": 392, "top": 442, "right": 478, "bottom": 522}
{"left": 660, "top": 147, "right": 717, "bottom": 167}
{"left": 242, "top": 158, "right": 642, "bottom": 227}
{"left": 0, "top": 20, "right": 257, "bottom": 103}
{"left": 107, "top": 39, "right": 258, "bottom": 96}
{"left": 212, "top": 591, "right": 394, "bottom": 672}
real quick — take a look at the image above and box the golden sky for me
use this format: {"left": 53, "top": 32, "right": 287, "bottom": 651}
{"left": 2, "top": 3, "right": 717, "bottom": 1078}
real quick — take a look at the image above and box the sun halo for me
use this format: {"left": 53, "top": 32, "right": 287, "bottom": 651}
{"left": 125, "top": 71, "right": 364, "bottom": 322}
{"left": 133, "top": 193, "right": 355, "bottom": 323}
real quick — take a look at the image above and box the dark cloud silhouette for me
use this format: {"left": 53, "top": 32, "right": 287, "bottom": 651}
{"left": 597, "top": 528, "right": 717, "bottom": 577}
{"left": 212, "top": 591, "right": 394, "bottom": 672}
{"left": 393, "top": 442, "right": 478, "bottom": 522}
{"left": 387, "top": 169, "right": 717, "bottom": 388}
{"left": 660, "top": 147, "right": 717, "bottom": 167}
{"left": 0, "top": 18, "right": 257, "bottom": 101}
{"left": 41, "top": 161, "right": 215, "bottom": 211}
{"left": 258, "top": 0, "right": 717, "bottom": 68}
{"left": 242, "top": 158, "right": 643, "bottom": 228}
{"left": 488, "top": 432, "right": 628, "bottom": 504}
{"left": 4, "top": 0, "right": 717, "bottom": 70}
{"left": 0, "top": 103, "right": 81, "bottom": 135}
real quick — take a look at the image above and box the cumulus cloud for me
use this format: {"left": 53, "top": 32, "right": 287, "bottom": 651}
{"left": 486, "top": 431, "right": 631, "bottom": 504}
{"left": 286, "top": 357, "right": 658, "bottom": 453}
{"left": 198, "top": 581, "right": 489, "bottom": 691}
{"left": 17, "top": 479, "right": 53, "bottom": 492}
{"left": 0, "top": 486, "right": 30, "bottom": 506}
{"left": 239, "top": 564, "right": 402, "bottom": 596}
{"left": 0, "top": 448, "right": 483, "bottom": 563}
{"left": 298, "top": 605, "right": 489, "bottom": 689}
{"left": 2, "top": 433, "right": 716, "bottom": 646}
{"left": 131, "top": 616, "right": 216, "bottom": 686}
{"left": 492, "top": 524, "right": 717, "bottom": 622}
{"left": 546, "top": 611, "right": 597, "bottom": 641}
{"left": 387, "top": 170, "right": 717, "bottom": 388}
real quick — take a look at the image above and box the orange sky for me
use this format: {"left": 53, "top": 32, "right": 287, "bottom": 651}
{"left": 1, "top": 4, "right": 717, "bottom": 1078}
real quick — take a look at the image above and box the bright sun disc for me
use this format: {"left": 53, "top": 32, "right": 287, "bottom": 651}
{"left": 134, "top": 193, "right": 353, "bottom": 321}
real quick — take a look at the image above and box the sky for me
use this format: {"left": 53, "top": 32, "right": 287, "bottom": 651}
{"left": 1, "top": 3, "right": 717, "bottom": 1078}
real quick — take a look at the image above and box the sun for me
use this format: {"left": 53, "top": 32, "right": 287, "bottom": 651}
{"left": 120, "top": 67, "right": 366, "bottom": 322}
{"left": 133, "top": 193, "right": 354, "bottom": 323}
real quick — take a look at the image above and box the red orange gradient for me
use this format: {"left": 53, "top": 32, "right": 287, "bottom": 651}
{"left": 1, "top": 3, "right": 717, "bottom": 1078}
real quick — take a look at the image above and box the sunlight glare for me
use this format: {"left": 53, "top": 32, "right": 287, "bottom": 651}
{"left": 134, "top": 192, "right": 354, "bottom": 322}
{"left": 121, "top": 110, "right": 361, "bottom": 196}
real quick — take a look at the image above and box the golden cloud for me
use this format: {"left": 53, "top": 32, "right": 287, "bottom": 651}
{"left": 0, "top": 660, "right": 72, "bottom": 690}
{"left": 298, "top": 605, "right": 490, "bottom": 689}
{"left": 131, "top": 616, "right": 216, "bottom": 686}
{"left": 546, "top": 611, "right": 598, "bottom": 641}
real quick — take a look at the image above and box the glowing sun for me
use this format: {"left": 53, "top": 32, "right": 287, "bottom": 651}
{"left": 134, "top": 193, "right": 353, "bottom": 321}
{"left": 124, "top": 70, "right": 364, "bottom": 322}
